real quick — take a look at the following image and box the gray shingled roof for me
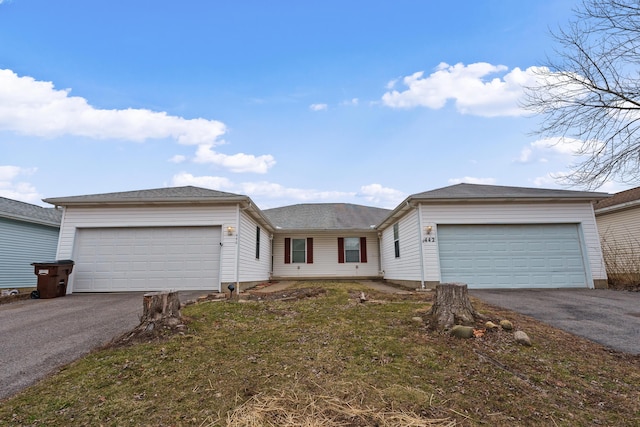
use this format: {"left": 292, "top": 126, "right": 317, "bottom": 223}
{"left": 0, "top": 197, "right": 62, "bottom": 227}
{"left": 44, "top": 186, "right": 248, "bottom": 205}
{"left": 411, "top": 183, "right": 610, "bottom": 201}
{"left": 263, "top": 203, "right": 391, "bottom": 231}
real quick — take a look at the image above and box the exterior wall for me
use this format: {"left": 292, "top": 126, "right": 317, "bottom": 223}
{"left": 272, "top": 231, "right": 380, "bottom": 278}
{"left": 0, "top": 217, "right": 59, "bottom": 288}
{"left": 380, "top": 202, "right": 606, "bottom": 287}
{"left": 380, "top": 208, "right": 423, "bottom": 282}
{"left": 57, "top": 204, "right": 242, "bottom": 292}
{"left": 596, "top": 206, "right": 640, "bottom": 282}
{"left": 596, "top": 206, "right": 640, "bottom": 254}
{"left": 236, "top": 209, "right": 272, "bottom": 284}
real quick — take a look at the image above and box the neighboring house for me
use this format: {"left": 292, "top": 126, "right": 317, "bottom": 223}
{"left": 594, "top": 186, "right": 640, "bottom": 283}
{"left": 43, "top": 183, "right": 609, "bottom": 294}
{"left": 263, "top": 203, "right": 391, "bottom": 280}
{"left": 0, "top": 197, "right": 62, "bottom": 288}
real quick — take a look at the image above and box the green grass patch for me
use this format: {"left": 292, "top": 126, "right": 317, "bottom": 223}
{"left": 1, "top": 282, "right": 638, "bottom": 426}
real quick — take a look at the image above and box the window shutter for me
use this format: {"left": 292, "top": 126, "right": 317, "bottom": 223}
{"left": 360, "top": 237, "right": 367, "bottom": 263}
{"left": 284, "top": 238, "right": 291, "bottom": 264}
{"left": 338, "top": 237, "right": 345, "bottom": 263}
{"left": 307, "top": 238, "right": 314, "bottom": 264}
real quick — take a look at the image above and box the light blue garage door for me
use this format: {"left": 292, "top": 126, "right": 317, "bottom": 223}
{"left": 438, "top": 224, "right": 588, "bottom": 289}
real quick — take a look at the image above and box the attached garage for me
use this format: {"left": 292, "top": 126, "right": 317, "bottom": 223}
{"left": 438, "top": 224, "right": 588, "bottom": 289}
{"left": 43, "top": 186, "right": 276, "bottom": 294}
{"left": 73, "top": 226, "right": 221, "bottom": 292}
{"left": 377, "top": 183, "right": 609, "bottom": 290}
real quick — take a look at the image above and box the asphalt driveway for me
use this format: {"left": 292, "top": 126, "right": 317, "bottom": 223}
{"left": 470, "top": 288, "right": 640, "bottom": 355}
{"left": 0, "top": 291, "right": 206, "bottom": 401}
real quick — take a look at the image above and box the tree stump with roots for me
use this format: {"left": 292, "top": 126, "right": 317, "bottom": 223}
{"left": 138, "top": 291, "right": 182, "bottom": 332}
{"left": 426, "top": 283, "right": 484, "bottom": 330}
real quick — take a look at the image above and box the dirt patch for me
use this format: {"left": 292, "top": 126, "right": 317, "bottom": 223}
{"left": 244, "top": 287, "right": 327, "bottom": 301}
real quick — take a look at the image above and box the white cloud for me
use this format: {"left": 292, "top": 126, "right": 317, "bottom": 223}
{"left": 341, "top": 98, "right": 359, "bottom": 106}
{"left": 0, "top": 69, "right": 226, "bottom": 144}
{"left": 171, "top": 172, "right": 234, "bottom": 189}
{"left": 171, "top": 173, "right": 409, "bottom": 208}
{"left": 516, "top": 137, "right": 584, "bottom": 164}
{"left": 448, "top": 176, "right": 497, "bottom": 185}
{"left": 193, "top": 144, "right": 275, "bottom": 173}
{"left": 0, "top": 165, "right": 42, "bottom": 204}
{"left": 382, "top": 62, "right": 542, "bottom": 117}
{"left": 169, "top": 155, "right": 186, "bottom": 164}
{"left": 309, "top": 103, "right": 328, "bottom": 111}
{"left": 358, "top": 183, "right": 406, "bottom": 208}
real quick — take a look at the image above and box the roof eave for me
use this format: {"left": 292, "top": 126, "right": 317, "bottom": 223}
{"left": 595, "top": 199, "right": 640, "bottom": 216}
{"left": 42, "top": 195, "right": 249, "bottom": 207}
{"left": 273, "top": 227, "right": 379, "bottom": 233}
{"left": 0, "top": 212, "right": 61, "bottom": 227}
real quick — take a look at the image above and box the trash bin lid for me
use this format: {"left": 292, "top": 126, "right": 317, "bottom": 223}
{"left": 31, "top": 259, "right": 75, "bottom": 266}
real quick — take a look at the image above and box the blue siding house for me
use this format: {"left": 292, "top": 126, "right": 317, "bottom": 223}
{"left": 0, "top": 197, "right": 62, "bottom": 288}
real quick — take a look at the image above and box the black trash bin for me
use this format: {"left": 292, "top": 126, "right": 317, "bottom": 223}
{"left": 31, "top": 260, "right": 75, "bottom": 299}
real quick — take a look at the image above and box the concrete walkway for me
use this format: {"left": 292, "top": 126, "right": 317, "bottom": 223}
{"left": 470, "top": 288, "right": 640, "bottom": 355}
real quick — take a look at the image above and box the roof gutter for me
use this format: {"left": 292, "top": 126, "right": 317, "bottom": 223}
{"left": 595, "top": 199, "right": 640, "bottom": 216}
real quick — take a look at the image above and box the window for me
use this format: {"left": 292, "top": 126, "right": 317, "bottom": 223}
{"left": 393, "top": 223, "right": 400, "bottom": 258}
{"left": 344, "top": 237, "right": 360, "bottom": 262}
{"left": 285, "top": 237, "right": 313, "bottom": 264}
{"left": 338, "top": 237, "right": 368, "bottom": 263}
{"left": 292, "top": 238, "right": 306, "bottom": 263}
{"left": 255, "top": 226, "right": 261, "bottom": 259}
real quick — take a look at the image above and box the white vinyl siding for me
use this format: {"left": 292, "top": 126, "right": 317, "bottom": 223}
{"left": 57, "top": 204, "right": 242, "bottom": 292}
{"left": 237, "top": 210, "right": 272, "bottom": 283}
{"left": 0, "top": 218, "right": 59, "bottom": 288}
{"left": 272, "top": 232, "right": 379, "bottom": 278}
{"left": 381, "top": 209, "right": 422, "bottom": 281}
{"left": 438, "top": 224, "right": 588, "bottom": 289}
{"left": 73, "top": 226, "right": 220, "bottom": 292}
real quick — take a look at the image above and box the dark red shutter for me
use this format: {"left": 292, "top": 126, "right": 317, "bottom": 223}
{"left": 284, "top": 238, "right": 291, "bottom": 264}
{"left": 338, "top": 237, "right": 345, "bottom": 263}
{"left": 307, "top": 238, "right": 313, "bottom": 263}
{"left": 360, "top": 237, "right": 367, "bottom": 263}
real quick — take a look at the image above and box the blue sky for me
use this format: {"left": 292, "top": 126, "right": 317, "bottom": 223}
{"left": 0, "top": 0, "right": 628, "bottom": 208}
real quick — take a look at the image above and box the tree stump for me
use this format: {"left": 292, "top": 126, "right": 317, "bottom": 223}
{"left": 426, "top": 283, "right": 484, "bottom": 330}
{"left": 139, "top": 291, "right": 182, "bottom": 331}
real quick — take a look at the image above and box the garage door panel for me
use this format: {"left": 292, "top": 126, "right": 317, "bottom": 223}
{"left": 73, "top": 226, "right": 221, "bottom": 292}
{"left": 438, "top": 224, "right": 588, "bottom": 289}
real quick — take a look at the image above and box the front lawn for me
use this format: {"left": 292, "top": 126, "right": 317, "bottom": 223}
{"left": 1, "top": 282, "right": 638, "bottom": 426}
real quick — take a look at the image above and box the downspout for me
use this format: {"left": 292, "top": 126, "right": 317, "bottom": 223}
{"left": 416, "top": 203, "right": 426, "bottom": 289}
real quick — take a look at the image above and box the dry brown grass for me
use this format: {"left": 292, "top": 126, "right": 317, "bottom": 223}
{"left": 1, "top": 282, "right": 638, "bottom": 426}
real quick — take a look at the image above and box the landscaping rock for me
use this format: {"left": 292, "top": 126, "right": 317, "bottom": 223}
{"left": 485, "top": 321, "right": 499, "bottom": 329}
{"left": 500, "top": 319, "right": 513, "bottom": 330}
{"left": 411, "top": 316, "right": 423, "bottom": 323}
{"left": 514, "top": 330, "right": 532, "bottom": 346}
{"left": 451, "top": 325, "right": 475, "bottom": 338}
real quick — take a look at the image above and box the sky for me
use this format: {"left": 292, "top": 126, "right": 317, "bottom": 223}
{"left": 0, "top": 0, "right": 632, "bottom": 209}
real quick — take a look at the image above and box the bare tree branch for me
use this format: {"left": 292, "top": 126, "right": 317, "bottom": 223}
{"left": 523, "top": 0, "right": 640, "bottom": 188}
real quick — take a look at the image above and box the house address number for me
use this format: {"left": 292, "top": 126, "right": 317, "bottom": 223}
{"left": 424, "top": 237, "right": 436, "bottom": 243}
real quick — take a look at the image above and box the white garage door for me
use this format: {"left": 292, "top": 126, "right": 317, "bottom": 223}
{"left": 438, "top": 224, "right": 588, "bottom": 289}
{"left": 73, "top": 226, "right": 221, "bottom": 292}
